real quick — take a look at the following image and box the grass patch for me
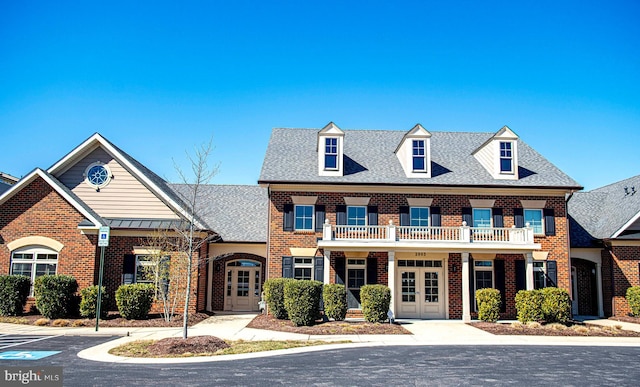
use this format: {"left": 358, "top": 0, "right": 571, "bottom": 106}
{"left": 0, "top": 316, "right": 29, "bottom": 325}
{"left": 109, "top": 338, "right": 348, "bottom": 358}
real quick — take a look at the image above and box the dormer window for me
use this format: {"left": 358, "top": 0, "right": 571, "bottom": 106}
{"left": 325, "top": 138, "right": 338, "bottom": 170}
{"left": 412, "top": 140, "right": 427, "bottom": 172}
{"left": 499, "top": 142, "right": 513, "bottom": 173}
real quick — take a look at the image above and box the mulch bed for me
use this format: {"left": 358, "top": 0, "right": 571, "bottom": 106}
{"left": 610, "top": 315, "right": 640, "bottom": 324}
{"left": 147, "top": 336, "right": 230, "bottom": 356}
{"left": 470, "top": 321, "right": 640, "bottom": 337}
{"left": 246, "top": 313, "right": 411, "bottom": 335}
{"left": 13, "top": 312, "right": 212, "bottom": 328}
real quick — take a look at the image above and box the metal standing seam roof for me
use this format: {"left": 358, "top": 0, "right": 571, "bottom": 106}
{"left": 568, "top": 174, "right": 640, "bottom": 244}
{"left": 259, "top": 128, "right": 582, "bottom": 188}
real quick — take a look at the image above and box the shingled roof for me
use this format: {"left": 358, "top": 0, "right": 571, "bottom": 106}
{"left": 568, "top": 175, "right": 640, "bottom": 246}
{"left": 259, "top": 127, "right": 582, "bottom": 188}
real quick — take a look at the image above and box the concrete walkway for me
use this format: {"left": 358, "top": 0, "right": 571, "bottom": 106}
{"left": 1, "top": 314, "right": 640, "bottom": 364}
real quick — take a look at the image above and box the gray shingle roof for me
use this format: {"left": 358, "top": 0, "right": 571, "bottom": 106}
{"left": 169, "top": 184, "right": 267, "bottom": 243}
{"left": 568, "top": 175, "right": 640, "bottom": 243}
{"left": 259, "top": 128, "right": 582, "bottom": 188}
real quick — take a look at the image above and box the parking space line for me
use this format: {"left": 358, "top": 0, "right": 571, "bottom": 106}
{"left": 0, "top": 335, "right": 61, "bottom": 350}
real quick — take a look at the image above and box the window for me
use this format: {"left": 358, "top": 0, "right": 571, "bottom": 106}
{"left": 410, "top": 207, "right": 430, "bottom": 226}
{"left": 347, "top": 206, "right": 366, "bottom": 226}
{"left": 10, "top": 246, "right": 58, "bottom": 294}
{"left": 135, "top": 255, "right": 158, "bottom": 284}
{"left": 524, "top": 209, "right": 544, "bottom": 235}
{"left": 85, "top": 162, "right": 112, "bottom": 189}
{"left": 324, "top": 138, "right": 338, "bottom": 170}
{"left": 294, "top": 205, "right": 314, "bottom": 231}
{"left": 474, "top": 260, "right": 494, "bottom": 310}
{"left": 499, "top": 142, "right": 513, "bottom": 173}
{"left": 293, "top": 257, "right": 313, "bottom": 280}
{"left": 347, "top": 259, "right": 366, "bottom": 308}
{"left": 412, "top": 140, "right": 426, "bottom": 172}
{"left": 534, "top": 261, "right": 546, "bottom": 289}
{"left": 473, "top": 208, "right": 492, "bottom": 228}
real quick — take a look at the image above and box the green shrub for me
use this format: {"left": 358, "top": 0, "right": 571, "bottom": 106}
{"left": 541, "top": 287, "right": 571, "bottom": 323}
{"left": 515, "top": 290, "right": 544, "bottom": 323}
{"left": 33, "top": 275, "right": 78, "bottom": 319}
{"left": 360, "top": 285, "right": 391, "bottom": 323}
{"left": 284, "top": 280, "right": 323, "bottom": 326}
{"left": 626, "top": 286, "right": 640, "bottom": 317}
{"left": 0, "top": 275, "right": 31, "bottom": 316}
{"left": 79, "top": 285, "right": 108, "bottom": 319}
{"left": 115, "top": 284, "right": 155, "bottom": 320}
{"left": 476, "top": 288, "right": 501, "bottom": 323}
{"left": 264, "top": 278, "right": 295, "bottom": 319}
{"left": 323, "top": 283, "right": 348, "bottom": 321}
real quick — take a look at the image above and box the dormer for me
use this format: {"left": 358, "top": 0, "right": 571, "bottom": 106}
{"left": 317, "top": 122, "right": 345, "bottom": 176}
{"left": 472, "top": 125, "right": 519, "bottom": 180}
{"left": 395, "top": 124, "right": 432, "bottom": 178}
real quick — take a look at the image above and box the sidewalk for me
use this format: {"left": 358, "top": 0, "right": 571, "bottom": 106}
{"left": 2, "top": 314, "right": 640, "bottom": 364}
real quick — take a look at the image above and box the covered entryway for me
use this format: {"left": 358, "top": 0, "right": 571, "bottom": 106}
{"left": 572, "top": 258, "right": 599, "bottom": 316}
{"left": 224, "top": 260, "right": 262, "bottom": 312}
{"left": 397, "top": 260, "right": 445, "bottom": 319}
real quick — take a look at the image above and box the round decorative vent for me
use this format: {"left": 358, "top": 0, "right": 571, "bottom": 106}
{"left": 85, "top": 162, "right": 111, "bottom": 189}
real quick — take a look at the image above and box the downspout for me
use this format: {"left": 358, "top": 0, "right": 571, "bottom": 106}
{"left": 565, "top": 190, "right": 575, "bottom": 303}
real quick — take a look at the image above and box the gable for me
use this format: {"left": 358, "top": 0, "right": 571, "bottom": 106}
{"left": 56, "top": 146, "right": 179, "bottom": 219}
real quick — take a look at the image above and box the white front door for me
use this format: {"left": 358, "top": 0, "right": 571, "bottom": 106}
{"left": 224, "top": 261, "right": 261, "bottom": 312}
{"left": 397, "top": 267, "right": 445, "bottom": 319}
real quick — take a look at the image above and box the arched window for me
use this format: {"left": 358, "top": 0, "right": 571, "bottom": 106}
{"left": 10, "top": 245, "right": 58, "bottom": 294}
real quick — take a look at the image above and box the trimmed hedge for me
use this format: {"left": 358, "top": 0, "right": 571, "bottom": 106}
{"left": 323, "top": 283, "right": 348, "bottom": 321}
{"left": 0, "top": 275, "right": 31, "bottom": 316}
{"left": 360, "top": 285, "right": 391, "bottom": 323}
{"left": 476, "top": 288, "right": 501, "bottom": 322}
{"left": 626, "top": 286, "right": 640, "bottom": 317}
{"left": 515, "top": 290, "right": 544, "bottom": 323}
{"left": 80, "top": 285, "right": 108, "bottom": 319}
{"left": 541, "top": 287, "right": 571, "bottom": 323}
{"left": 34, "top": 275, "right": 78, "bottom": 319}
{"left": 264, "top": 278, "right": 294, "bottom": 320}
{"left": 115, "top": 284, "right": 155, "bottom": 320}
{"left": 284, "top": 280, "right": 323, "bottom": 326}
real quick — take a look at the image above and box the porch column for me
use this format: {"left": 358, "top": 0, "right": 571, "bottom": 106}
{"left": 596, "top": 262, "right": 604, "bottom": 317}
{"left": 525, "top": 252, "right": 534, "bottom": 290}
{"left": 323, "top": 250, "right": 331, "bottom": 284}
{"left": 388, "top": 251, "right": 396, "bottom": 317}
{"left": 462, "top": 252, "right": 471, "bottom": 322}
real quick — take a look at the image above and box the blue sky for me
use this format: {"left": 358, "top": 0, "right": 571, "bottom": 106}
{"left": 1, "top": 1, "right": 638, "bottom": 190}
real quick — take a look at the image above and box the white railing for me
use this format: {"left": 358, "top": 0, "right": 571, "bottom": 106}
{"left": 322, "top": 220, "right": 535, "bottom": 244}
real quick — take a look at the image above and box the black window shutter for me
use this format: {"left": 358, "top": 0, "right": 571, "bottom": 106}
{"left": 494, "top": 259, "right": 506, "bottom": 313}
{"left": 282, "top": 256, "right": 293, "bottom": 278}
{"left": 335, "top": 257, "right": 345, "bottom": 285}
{"left": 468, "top": 257, "right": 475, "bottom": 306}
{"left": 546, "top": 260, "right": 557, "bottom": 287}
{"left": 462, "top": 207, "right": 473, "bottom": 226}
{"left": 314, "top": 256, "right": 324, "bottom": 282}
{"left": 399, "top": 206, "right": 410, "bottom": 226}
{"left": 544, "top": 208, "right": 556, "bottom": 236}
{"left": 367, "top": 257, "right": 378, "bottom": 285}
{"left": 515, "top": 259, "right": 526, "bottom": 291}
{"left": 123, "top": 254, "right": 136, "bottom": 284}
{"left": 283, "top": 204, "right": 294, "bottom": 231}
{"left": 367, "top": 205, "right": 378, "bottom": 226}
{"left": 336, "top": 205, "right": 347, "bottom": 225}
{"left": 315, "top": 205, "right": 326, "bottom": 232}
{"left": 514, "top": 208, "right": 524, "bottom": 228}
{"left": 493, "top": 208, "right": 504, "bottom": 228}
{"left": 431, "top": 207, "right": 441, "bottom": 227}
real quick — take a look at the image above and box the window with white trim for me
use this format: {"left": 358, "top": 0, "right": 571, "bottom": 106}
{"left": 474, "top": 260, "right": 494, "bottom": 310}
{"left": 473, "top": 208, "right": 492, "bottom": 228}
{"left": 347, "top": 258, "right": 366, "bottom": 308}
{"left": 412, "top": 140, "right": 427, "bottom": 172}
{"left": 293, "top": 257, "right": 313, "bottom": 280}
{"left": 135, "top": 255, "right": 170, "bottom": 297}
{"left": 10, "top": 246, "right": 58, "bottom": 295}
{"left": 524, "top": 209, "right": 544, "bottom": 235}
{"left": 294, "top": 205, "right": 314, "bottom": 231}
{"left": 534, "top": 261, "right": 547, "bottom": 289}
{"left": 410, "top": 207, "right": 430, "bottom": 226}
{"left": 324, "top": 138, "right": 338, "bottom": 170}
{"left": 499, "top": 141, "right": 513, "bottom": 173}
{"left": 347, "top": 206, "right": 366, "bottom": 226}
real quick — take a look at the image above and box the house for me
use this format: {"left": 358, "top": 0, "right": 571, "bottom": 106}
{"left": 258, "top": 123, "right": 582, "bottom": 321}
{"left": 0, "top": 133, "right": 267, "bottom": 314}
{"left": 568, "top": 175, "right": 640, "bottom": 317}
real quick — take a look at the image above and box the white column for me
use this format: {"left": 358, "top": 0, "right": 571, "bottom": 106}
{"left": 323, "top": 250, "right": 331, "bottom": 284}
{"left": 596, "top": 262, "right": 605, "bottom": 317}
{"left": 462, "top": 252, "right": 471, "bottom": 322}
{"left": 525, "top": 253, "right": 534, "bottom": 290}
{"left": 388, "top": 251, "right": 396, "bottom": 317}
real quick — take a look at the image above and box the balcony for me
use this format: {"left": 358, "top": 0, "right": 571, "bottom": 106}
{"left": 319, "top": 220, "right": 539, "bottom": 252}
